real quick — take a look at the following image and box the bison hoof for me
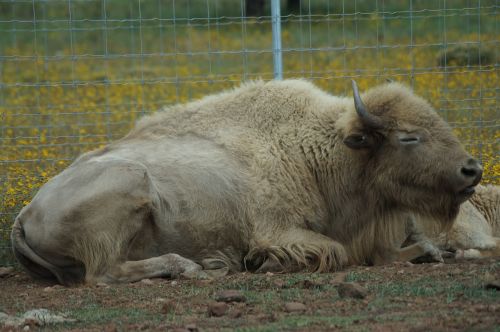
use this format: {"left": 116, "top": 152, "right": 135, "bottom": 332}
{"left": 166, "top": 253, "right": 203, "bottom": 278}
{"left": 440, "top": 250, "right": 455, "bottom": 259}
{"left": 201, "top": 258, "right": 227, "bottom": 270}
{"left": 180, "top": 269, "right": 210, "bottom": 280}
{"left": 411, "top": 242, "right": 444, "bottom": 264}
{"left": 455, "top": 248, "right": 481, "bottom": 260}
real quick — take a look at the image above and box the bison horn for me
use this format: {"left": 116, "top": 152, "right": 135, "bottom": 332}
{"left": 351, "top": 80, "right": 385, "bottom": 130}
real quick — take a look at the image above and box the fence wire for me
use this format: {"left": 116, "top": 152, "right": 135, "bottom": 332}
{"left": 1, "top": 0, "right": 499, "bottom": 265}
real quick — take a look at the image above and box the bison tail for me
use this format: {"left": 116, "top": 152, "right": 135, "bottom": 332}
{"left": 11, "top": 219, "right": 85, "bottom": 286}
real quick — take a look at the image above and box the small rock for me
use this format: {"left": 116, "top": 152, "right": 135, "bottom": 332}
{"left": 23, "top": 325, "right": 30, "bottom": 331}
{"left": 404, "top": 261, "right": 414, "bottom": 267}
{"left": 265, "top": 271, "right": 274, "bottom": 276}
{"left": 215, "top": 290, "right": 246, "bottom": 303}
{"left": 337, "top": 282, "right": 368, "bottom": 299}
{"left": 485, "top": 280, "right": 500, "bottom": 291}
{"left": 397, "top": 270, "right": 404, "bottom": 274}
{"left": 0, "top": 267, "right": 15, "bottom": 278}
{"left": 284, "top": 302, "right": 307, "bottom": 313}
{"left": 432, "top": 263, "right": 444, "bottom": 268}
{"left": 171, "top": 281, "right": 178, "bottom": 286}
{"left": 96, "top": 282, "right": 109, "bottom": 288}
{"left": 208, "top": 302, "right": 228, "bottom": 317}
{"left": 140, "top": 278, "right": 154, "bottom": 285}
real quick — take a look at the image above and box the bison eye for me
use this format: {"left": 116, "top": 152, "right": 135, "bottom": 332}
{"left": 399, "top": 136, "right": 420, "bottom": 145}
{"left": 343, "top": 133, "right": 372, "bottom": 149}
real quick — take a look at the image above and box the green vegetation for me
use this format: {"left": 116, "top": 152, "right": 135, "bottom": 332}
{"left": 2, "top": 263, "right": 498, "bottom": 330}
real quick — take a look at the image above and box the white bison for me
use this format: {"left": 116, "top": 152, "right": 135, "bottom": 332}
{"left": 12, "top": 80, "right": 484, "bottom": 285}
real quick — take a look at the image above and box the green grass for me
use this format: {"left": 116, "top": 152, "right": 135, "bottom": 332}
{"left": 232, "top": 314, "right": 367, "bottom": 332}
{"left": 1, "top": 262, "right": 499, "bottom": 330}
{"left": 369, "top": 276, "right": 499, "bottom": 302}
{"left": 346, "top": 271, "right": 381, "bottom": 282}
{"left": 58, "top": 305, "right": 164, "bottom": 330}
{"left": 69, "top": 304, "right": 158, "bottom": 324}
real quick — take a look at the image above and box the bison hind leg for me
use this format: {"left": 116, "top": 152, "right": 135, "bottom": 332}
{"left": 93, "top": 253, "right": 205, "bottom": 284}
{"left": 245, "top": 234, "right": 348, "bottom": 273}
{"left": 199, "top": 258, "right": 230, "bottom": 278}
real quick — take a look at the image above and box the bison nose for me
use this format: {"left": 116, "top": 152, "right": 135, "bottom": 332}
{"left": 460, "top": 158, "right": 482, "bottom": 186}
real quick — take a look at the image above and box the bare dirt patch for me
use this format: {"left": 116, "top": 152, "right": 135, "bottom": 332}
{"left": 1, "top": 258, "right": 499, "bottom": 331}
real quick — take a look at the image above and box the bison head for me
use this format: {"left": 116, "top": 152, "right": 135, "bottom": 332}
{"left": 341, "top": 81, "right": 482, "bottom": 224}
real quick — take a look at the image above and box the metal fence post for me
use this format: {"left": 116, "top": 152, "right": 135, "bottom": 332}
{"left": 271, "top": 0, "right": 283, "bottom": 80}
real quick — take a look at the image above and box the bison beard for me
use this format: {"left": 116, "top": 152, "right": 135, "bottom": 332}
{"left": 12, "top": 79, "right": 483, "bottom": 285}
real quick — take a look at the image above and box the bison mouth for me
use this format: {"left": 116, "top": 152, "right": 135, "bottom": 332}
{"left": 456, "top": 185, "right": 476, "bottom": 203}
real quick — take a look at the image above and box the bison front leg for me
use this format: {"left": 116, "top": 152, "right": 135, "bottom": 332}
{"left": 373, "top": 216, "right": 445, "bottom": 265}
{"left": 93, "top": 253, "right": 204, "bottom": 284}
{"left": 409, "top": 219, "right": 450, "bottom": 264}
{"left": 402, "top": 218, "right": 449, "bottom": 263}
{"left": 398, "top": 241, "right": 444, "bottom": 263}
{"left": 372, "top": 240, "right": 443, "bottom": 265}
{"left": 245, "top": 229, "right": 348, "bottom": 273}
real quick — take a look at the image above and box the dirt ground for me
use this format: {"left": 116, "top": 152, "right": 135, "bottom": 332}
{"left": 1, "top": 257, "right": 499, "bottom": 331}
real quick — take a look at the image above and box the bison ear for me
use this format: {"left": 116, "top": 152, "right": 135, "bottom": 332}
{"left": 343, "top": 133, "right": 373, "bottom": 149}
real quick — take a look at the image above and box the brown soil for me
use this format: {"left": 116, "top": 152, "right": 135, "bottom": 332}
{"left": 1, "top": 258, "right": 499, "bottom": 331}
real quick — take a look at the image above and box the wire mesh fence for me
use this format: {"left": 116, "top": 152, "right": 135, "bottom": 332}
{"left": 1, "top": 0, "right": 499, "bottom": 265}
